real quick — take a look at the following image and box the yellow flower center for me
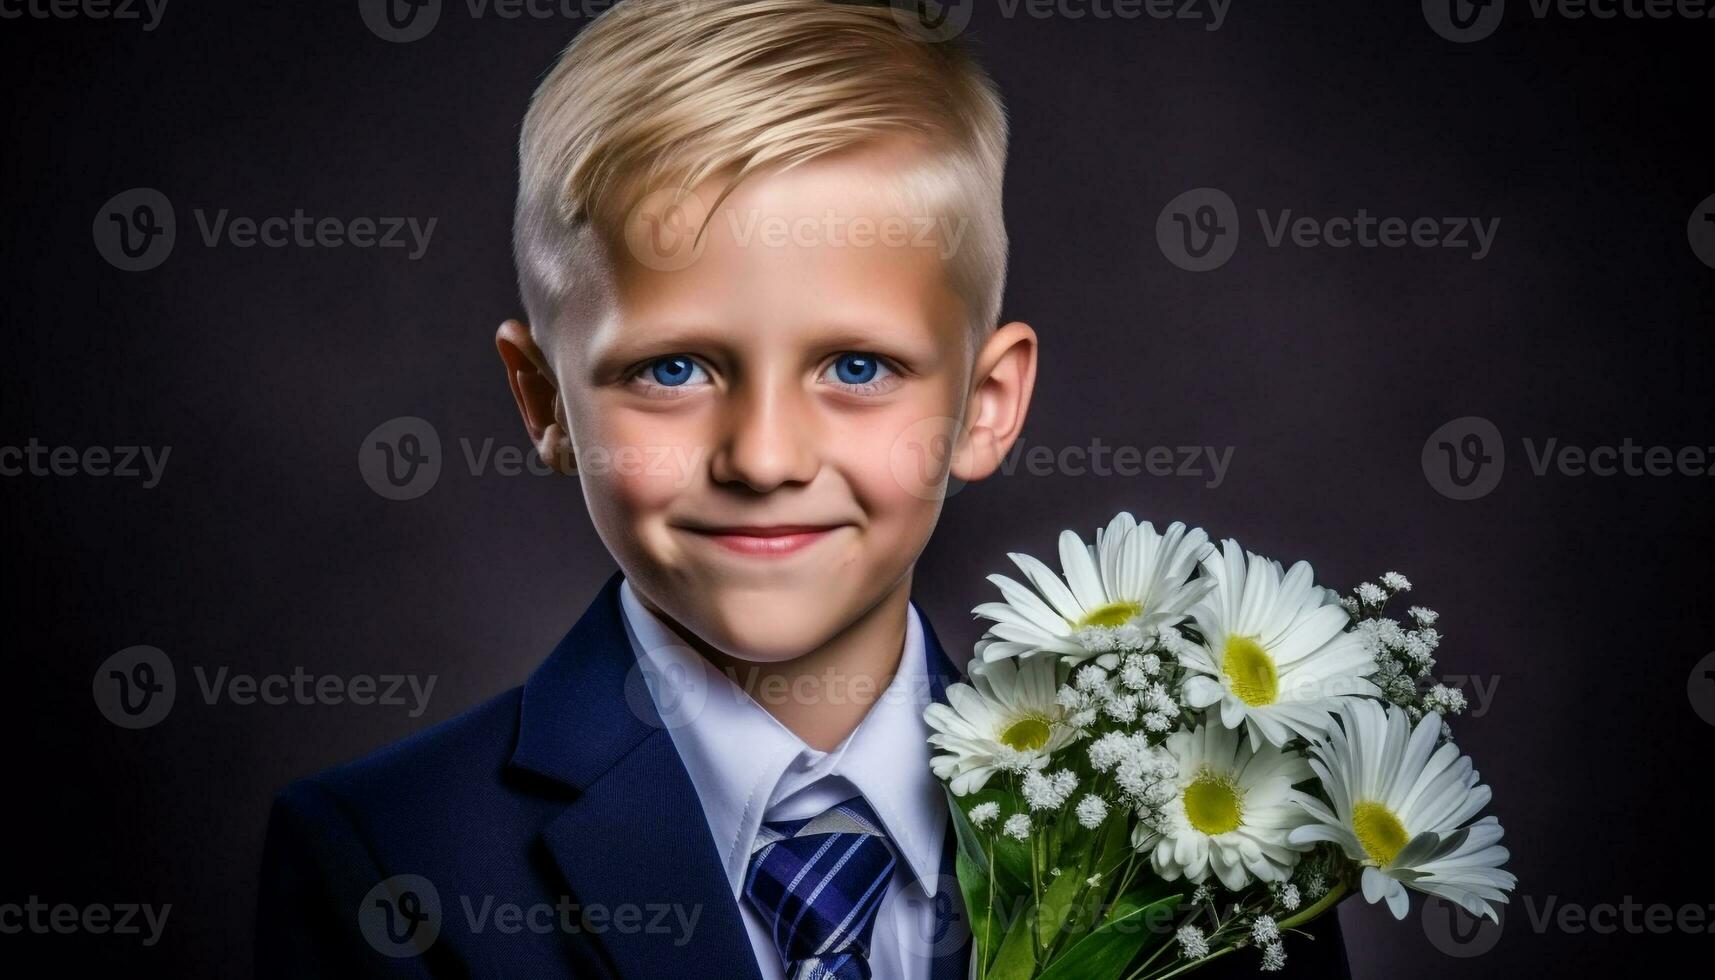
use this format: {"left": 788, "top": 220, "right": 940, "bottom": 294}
{"left": 1000, "top": 716, "right": 1052, "bottom": 752}
{"left": 1351, "top": 801, "right": 1409, "bottom": 866}
{"left": 1182, "top": 769, "right": 1244, "bottom": 836}
{"left": 1221, "top": 636, "right": 1279, "bottom": 706}
{"left": 1075, "top": 600, "right": 1142, "bottom": 629}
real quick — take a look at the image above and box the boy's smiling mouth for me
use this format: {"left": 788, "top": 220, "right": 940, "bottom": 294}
{"left": 673, "top": 522, "right": 852, "bottom": 558}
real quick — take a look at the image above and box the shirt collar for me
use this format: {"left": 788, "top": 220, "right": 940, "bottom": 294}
{"left": 618, "top": 578, "right": 947, "bottom": 898}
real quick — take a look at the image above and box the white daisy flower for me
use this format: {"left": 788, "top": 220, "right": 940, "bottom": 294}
{"left": 1139, "top": 722, "right": 1314, "bottom": 891}
{"left": 971, "top": 514, "right": 1214, "bottom": 663}
{"left": 1288, "top": 699, "right": 1516, "bottom": 922}
{"left": 1179, "top": 540, "right": 1382, "bottom": 749}
{"left": 924, "top": 655, "right": 1078, "bottom": 795}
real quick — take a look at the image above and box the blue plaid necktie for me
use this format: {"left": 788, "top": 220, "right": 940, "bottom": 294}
{"left": 743, "top": 795, "right": 898, "bottom": 980}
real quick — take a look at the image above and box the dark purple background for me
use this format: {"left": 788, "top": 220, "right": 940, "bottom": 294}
{"left": 2, "top": 1, "right": 1711, "bottom": 976}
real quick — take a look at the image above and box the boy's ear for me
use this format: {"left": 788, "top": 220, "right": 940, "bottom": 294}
{"left": 952, "top": 320, "right": 1038, "bottom": 483}
{"left": 495, "top": 319, "right": 575, "bottom": 474}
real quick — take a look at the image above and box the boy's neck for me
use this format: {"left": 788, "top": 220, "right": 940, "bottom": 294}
{"left": 640, "top": 575, "right": 915, "bottom": 753}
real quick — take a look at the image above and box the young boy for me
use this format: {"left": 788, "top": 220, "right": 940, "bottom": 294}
{"left": 258, "top": 3, "right": 1346, "bottom": 977}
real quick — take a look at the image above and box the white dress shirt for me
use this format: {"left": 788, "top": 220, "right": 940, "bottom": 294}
{"left": 618, "top": 579, "right": 951, "bottom": 980}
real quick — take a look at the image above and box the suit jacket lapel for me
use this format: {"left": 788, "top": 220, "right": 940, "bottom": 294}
{"left": 919, "top": 611, "right": 977, "bottom": 980}
{"left": 512, "top": 573, "right": 763, "bottom": 980}
{"left": 511, "top": 573, "right": 973, "bottom": 980}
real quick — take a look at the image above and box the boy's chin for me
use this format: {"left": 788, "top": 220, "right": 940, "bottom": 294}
{"left": 695, "top": 600, "right": 860, "bottom": 664}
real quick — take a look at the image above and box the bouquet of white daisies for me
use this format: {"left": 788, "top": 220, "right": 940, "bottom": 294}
{"left": 923, "top": 513, "right": 1515, "bottom": 978}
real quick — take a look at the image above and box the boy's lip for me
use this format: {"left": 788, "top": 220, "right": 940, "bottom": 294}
{"left": 674, "top": 523, "right": 850, "bottom": 558}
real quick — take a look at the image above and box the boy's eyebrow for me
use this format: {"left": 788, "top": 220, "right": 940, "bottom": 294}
{"left": 591, "top": 318, "right": 941, "bottom": 366}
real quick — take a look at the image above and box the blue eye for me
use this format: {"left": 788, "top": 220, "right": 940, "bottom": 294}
{"left": 646, "top": 356, "right": 705, "bottom": 387}
{"left": 828, "top": 353, "right": 888, "bottom": 386}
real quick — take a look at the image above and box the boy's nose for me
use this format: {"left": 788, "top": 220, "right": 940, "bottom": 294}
{"left": 709, "top": 383, "right": 821, "bottom": 493}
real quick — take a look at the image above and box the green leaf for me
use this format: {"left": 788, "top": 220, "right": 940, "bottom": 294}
{"left": 944, "top": 784, "right": 992, "bottom": 875}
{"left": 986, "top": 896, "right": 1041, "bottom": 980}
{"left": 990, "top": 827, "right": 1034, "bottom": 901}
{"left": 1035, "top": 891, "right": 1184, "bottom": 980}
{"left": 1034, "top": 866, "right": 1086, "bottom": 956}
{"left": 956, "top": 849, "right": 999, "bottom": 967}
{"left": 941, "top": 784, "right": 1031, "bottom": 914}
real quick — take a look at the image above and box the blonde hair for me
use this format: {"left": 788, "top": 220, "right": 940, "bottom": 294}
{"left": 514, "top": 0, "right": 1009, "bottom": 338}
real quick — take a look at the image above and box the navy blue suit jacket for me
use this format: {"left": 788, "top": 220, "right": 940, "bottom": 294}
{"left": 257, "top": 573, "right": 1349, "bottom": 978}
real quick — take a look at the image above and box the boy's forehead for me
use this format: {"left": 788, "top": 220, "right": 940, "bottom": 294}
{"left": 578, "top": 146, "right": 970, "bottom": 361}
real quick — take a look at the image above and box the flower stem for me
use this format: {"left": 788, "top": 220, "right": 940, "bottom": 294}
{"left": 1278, "top": 880, "right": 1350, "bottom": 933}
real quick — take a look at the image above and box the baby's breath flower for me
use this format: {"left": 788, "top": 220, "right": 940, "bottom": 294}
{"left": 1381, "top": 572, "right": 1412, "bottom": 592}
{"left": 1408, "top": 605, "right": 1439, "bottom": 626}
{"left": 1260, "top": 940, "right": 1287, "bottom": 972}
{"left": 1190, "top": 883, "right": 1213, "bottom": 905}
{"left": 1142, "top": 684, "right": 1176, "bottom": 715}
{"left": 1075, "top": 794, "right": 1109, "bottom": 829}
{"left": 1056, "top": 685, "right": 1089, "bottom": 712}
{"left": 967, "top": 802, "right": 999, "bottom": 828}
{"left": 1088, "top": 731, "right": 1134, "bottom": 772}
{"left": 1119, "top": 657, "right": 1150, "bottom": 690}
{"left": 1277, "top": 883, "right": 1301, "bottom": 911}
{"left": 1002, "top": 814, "right": 1031, "bottom": 841}
{"left": 1425, "top": 684, "right": 1468, "bottom": 716}
{"left": 1103, "top": 693, "right": 1139, "bottom": 723}
{"left": 1074, "top": 665, "right": 1110, "bottom": 693}
{"left": 1251, "top": 915, "right": 1279, "bottom": 945}
{"left": 1356, "top": 582, "right": 1387, "bottom": 607}
{"left": 1176, "top": 925, "right": 1209, "bottom": 959}
{"left": 1023, "top": 768, "right": 1078, "bottom": 810}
